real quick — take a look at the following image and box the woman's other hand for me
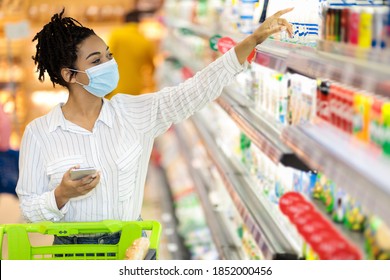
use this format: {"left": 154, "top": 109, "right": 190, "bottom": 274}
{"left": 54, "top": 166, "right": 100, "bottom": 209}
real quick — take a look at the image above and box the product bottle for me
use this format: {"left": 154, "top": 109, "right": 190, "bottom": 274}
{"left": 370, "top": 96, "right": 384, "bottom": 148}
{"left": 372, "top": 7, "right": 388, "bottom": 49}
{"left": 353, "top": 92, "right": 373, "bottom": 142}
{"left": 316, "top": 80, "right": 331, "bottom": 121}
{"left": 238, "top": 0, "right": 259, "bottom": 34}
{"left": 334, "top": 8, "right": 341, "bottom": 42}
{"left": 382, "top": 103, "right": 390, "bottom": 155}
{"left": 359, "top": 7, "right": 374, "bottom": 48}
{"left": 349, "top": 7, "right": 360, "bottom": 45}
{"left": 341, "top": 8, "right": 350, "bottom": 43}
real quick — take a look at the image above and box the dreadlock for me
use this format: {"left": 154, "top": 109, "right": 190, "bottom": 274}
{"left": 32, "top": 9, "right": 95, "bottom": 87}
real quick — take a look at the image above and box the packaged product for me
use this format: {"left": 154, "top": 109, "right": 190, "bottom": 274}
{"left": 125, "top": 237, "right": 150, "bottom": 260}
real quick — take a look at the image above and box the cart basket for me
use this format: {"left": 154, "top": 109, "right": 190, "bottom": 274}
{"left": 0, "top": 220, "right": 161, "bottom": 260}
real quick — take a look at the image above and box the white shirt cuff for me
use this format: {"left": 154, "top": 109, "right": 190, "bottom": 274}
{"left": 47, "top": 189, "right": 68, "bottom": 221}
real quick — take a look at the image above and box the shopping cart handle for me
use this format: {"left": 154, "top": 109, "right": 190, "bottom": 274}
{"left": 1, "top": 220, "right": 162, "bottom": 260}
{"left": 31, "top": 220, "right": 160, "bottom": 236}
{"left": 102, "top": 220, "right": 123, "bottom": 233}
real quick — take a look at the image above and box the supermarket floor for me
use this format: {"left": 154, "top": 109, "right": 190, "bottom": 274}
{"left": 0, "top": 164, "right": 173, "bottom": 260}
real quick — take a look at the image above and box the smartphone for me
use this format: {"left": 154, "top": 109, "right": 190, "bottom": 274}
{"left": 70, "top": 167, "right": 97, "bottom": 180}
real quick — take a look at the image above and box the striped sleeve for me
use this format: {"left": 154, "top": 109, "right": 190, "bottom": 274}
{"left": 16, "top": 125, "right": 68, "bottom": 222}
{"left": 112, "top": 47, "right": 245, "bottom": 136}
{"left": 150, "top": 47, "right": 245, "bottom": 137}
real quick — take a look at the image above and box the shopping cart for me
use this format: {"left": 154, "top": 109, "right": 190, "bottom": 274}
{"left": 0, "top": 220, "right": 161, "bottom": 260}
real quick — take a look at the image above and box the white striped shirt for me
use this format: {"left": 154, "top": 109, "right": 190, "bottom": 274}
{"left": 16, "top": 48, "right": 245, "bottom": 223}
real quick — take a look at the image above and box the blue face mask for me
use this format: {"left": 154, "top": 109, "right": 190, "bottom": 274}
{"left": 70, "top": 58, "right": 119, "bottom": 97}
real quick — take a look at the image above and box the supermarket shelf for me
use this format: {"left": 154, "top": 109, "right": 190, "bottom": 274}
{"left": 281, "top": 122, "right": 390, "bottom": 227}
{"left": 254, "top": 50, "right": 287, "bottom": 73}
{"left": 190, "top": 114, "right": 300, "bottom": 260}
{"left": 217, "top": 86, "right": 310, "bottom": 171}
{"left": 317, "top": 40, "right": 390, "bottom": 66}
{"left": 254, "top": 39, "right": 313, "bottom": 73}
{"left": 287, "top": 49, "right": 390, "bottom": 98}
{"left": 256, "top": 40, "right": 390, "bottom": 97}
{"left": 164, "top": 20, "right": 289, "bottom": 73}
{"left": 163, "top": 17, "right": 215, "bottom": 39}
{"left": 163, "top": 49, "right": 310, "bottom": 171}
{"left": 163, "top": 17, "right": 249, "bottom": 43}
{"left": 163, "top": 31, "right": 208, "bottom": 73}
{"left": 174, "top": 124, "right": 246, "bottom": 260}
{"left": 165, "top": 19, "right": 390, "bottom": 96}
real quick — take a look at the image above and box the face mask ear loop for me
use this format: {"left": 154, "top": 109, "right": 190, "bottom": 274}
{"left": 68, "top": 68, "right": 88, "bottom": 87}
{"left": 75, "top": 80, "right": 87, "bottom": 87}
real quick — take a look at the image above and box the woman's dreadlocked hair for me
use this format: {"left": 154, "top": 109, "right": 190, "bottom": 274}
{"left": 32, "top": 9, "right": 95, "bottom": 87}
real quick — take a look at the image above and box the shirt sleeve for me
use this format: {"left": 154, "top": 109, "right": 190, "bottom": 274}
{"left": 112, "top": 47, "right": 245, "bottom": 137}
{"left": 152, "top": 47, "right": 245, "bottom": 137}
{"left": 16, "top": 125, "right": 69, "bottom": 222}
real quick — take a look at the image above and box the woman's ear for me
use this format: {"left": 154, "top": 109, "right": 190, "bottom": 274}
{"left": 61, "top": 68, "right": 75, "bottom": 84}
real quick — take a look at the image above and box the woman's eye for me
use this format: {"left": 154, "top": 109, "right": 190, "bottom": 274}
{"left": 108, "top": 52, "right": 113, "bottom": 58}
{"left": 92, "top": 58, "right": 100, "bottom": 64}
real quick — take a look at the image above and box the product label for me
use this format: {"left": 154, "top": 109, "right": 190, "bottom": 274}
{"left": 209, "top": 34, "right": 222, "bottom": 51}
{"left": 217, "top": 37, "right": 236, "bottom": 54}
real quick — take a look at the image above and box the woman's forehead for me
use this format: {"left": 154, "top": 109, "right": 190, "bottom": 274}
{"left": 77, "top": 35, "right": 107, "bottom": 59}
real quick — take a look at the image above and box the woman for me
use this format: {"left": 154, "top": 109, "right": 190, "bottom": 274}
{"left": 16, "top": 8, "right": 292, "bottom": 245}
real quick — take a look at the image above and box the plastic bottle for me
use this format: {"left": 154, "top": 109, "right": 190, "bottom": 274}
{"left": 349, "top": 6, "right": 360, "bottom": 45}
{"left": 238, "top": 0, "right": 259, "bottom": 34}
{"left": 372, "top": 6, "right": 388, "bottom": 49}
{"left": 341, "top": 8, "right": 350, "bottom": 43}
{"left": 353, "top": 92, "right": 373, "bottom": 142}
{"left": 316, "top": 80, "right": 331, "bottom": 121}
{"left": 221, "top": 0, "right": 240, "bottom": 33}
{"left": 359, "top": 7, "right": 374, "bottom": 48}
{"left": 370, "top": 96, "right": 385, "bottom": 148}
{"left": 382, "top": 103, "right": 390, "bottom": 156}
{"left": 332, "top": 188, "right": 347, "bottom": 223}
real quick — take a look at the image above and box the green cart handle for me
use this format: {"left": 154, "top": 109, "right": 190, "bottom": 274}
{"left": 0, "top": 220, "right": 161, "bottom": 260}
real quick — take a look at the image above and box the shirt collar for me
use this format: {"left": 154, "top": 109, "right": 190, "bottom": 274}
{"left": 98, "top": 98, "right": 114, "bottom": 128}
{"left": 48, "top": 99, "right": 114, "bottom": 132}
{"left": 47, "top": 104, "right": 66, "bottom": 132}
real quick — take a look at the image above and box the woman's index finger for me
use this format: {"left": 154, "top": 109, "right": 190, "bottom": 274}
{"left": 273, "top": 7, "right": 294, "bottom": 18}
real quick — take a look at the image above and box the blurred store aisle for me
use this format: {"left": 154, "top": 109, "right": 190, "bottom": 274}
{"left": 142, "top": 164, "right": 173, "bottom": 260}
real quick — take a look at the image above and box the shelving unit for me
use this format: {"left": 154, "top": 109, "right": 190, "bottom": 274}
{"left": 164, "top": 26, "right": 310, "bottom": 172}
{"left": 254, "top": 39, "right": 310, "bottom": 73}
{"left": 187, "top": 114, "right": 300, "bottom": 260}
{"left": 218, "top": 86, "right": 310, "bottom": 171}
{"left": 253, "top": 38, "right": 390, "bottom": 229}
{"left": 166, "top": 21, "right": 390, "bottom": 196}
{"left": 161, "top": 2, "right": 390, "bottom": 260}
{"left": 287, "top": 51, "right": 390, "bottom": 97}
{"left": 150, "top": 164, "right": 191, "bottom": 260}
{"left": 282, "top": 122, "right": 390, "bottom": 227}
{"left": 317, "top": 40, "right": 390, "bottom": 68}
{"left": 174, "top": 124, "right": 246, "bottom": 260}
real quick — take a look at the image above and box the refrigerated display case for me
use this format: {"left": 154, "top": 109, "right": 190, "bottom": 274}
{"left": 156, "top": 0, "right": 390, "bottom": 260}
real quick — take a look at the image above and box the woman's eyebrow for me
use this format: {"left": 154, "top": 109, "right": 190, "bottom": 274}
{"left": 86, "top": 46, "right": 109, "bottom": 60}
